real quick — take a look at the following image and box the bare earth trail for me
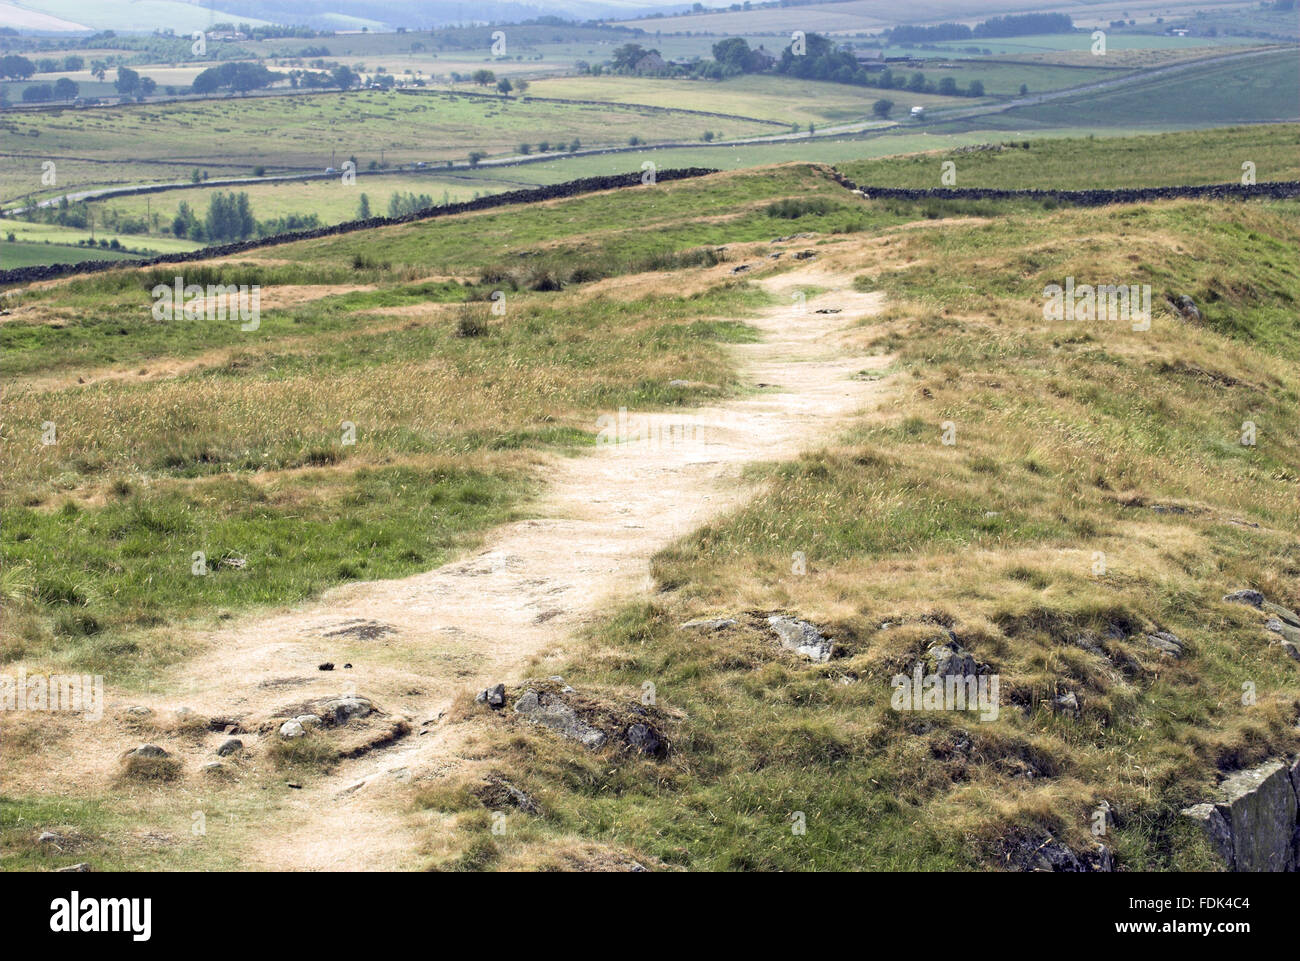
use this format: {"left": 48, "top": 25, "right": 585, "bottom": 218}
{"left": 122, "top": 265, "right": 890, "bottom": 869}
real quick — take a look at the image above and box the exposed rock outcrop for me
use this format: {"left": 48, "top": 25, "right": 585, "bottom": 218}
{"left": 1182, "top": 759, "right": 1299, "bottom": 871}
{"left": 767, "top": 615, "right": 834, "bottom": 662}
{"left": 514, "top": 689, "right": 608, "bottom": 750}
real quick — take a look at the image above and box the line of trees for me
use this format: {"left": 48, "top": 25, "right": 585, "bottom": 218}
{"left": 20, "top": 78, "right": 79, "bottom": 102}
{"left": 191, "top": 62, "right": 278, "bottom": 94}
{"left": 776, "top": 34, "right": 984, "bottom": 96}
{"left": 114, "top": 67, "right": 156, "bottom": 98}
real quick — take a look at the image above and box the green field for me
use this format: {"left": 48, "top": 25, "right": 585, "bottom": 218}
{"left": 1004, "top": 49, "right": 1300, "bottom": 127}
{"left": 877, "top": 60, "right": 1134, "bottom": 97}
{"left": 838, "top": 124, "right": 1300, "bottom": 189}
{"left": 87, "top": 173, "right": 516, "bottom": 238}
{"left": 530, "top": 73, "right": 973, "bottom": 126}
{"left": 10, "top": 120, "right": 1271, "bottom": 261}
{"left": 0, "top": 239, "right": 139, "bottom": 268}
{"left": 919, "top": 31, "right": 1267, "bottom": 57}
{"left": 0, "top": 88, "right": 773, "bottom": 191}
{"left": 1, "top": 219, "right": 204, "bottom": 257}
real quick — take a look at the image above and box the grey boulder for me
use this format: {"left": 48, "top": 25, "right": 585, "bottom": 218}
{"left": 767, "top": 615, "right": 833, "bottom": 662}
{"left": 316, "top": 696, "right": 371, "bottom": 726}
{"left": 1145, "top": 631, "right": 1185, "bottom": 658}
{"left": 1223, "top": 589, "right": 1265, "bottom": 608}
{"left": 514, "top": 689, "right": 607, "bottom": 749}
{"left": 1182, "top": 760, "right": 1297, "bottom": 871}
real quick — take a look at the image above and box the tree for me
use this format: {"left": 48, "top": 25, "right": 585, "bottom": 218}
{"left": 115, "top": 66, "right": 140, "bottom": 96}
{"left": 712, "top": 37, "right": 754, "bottom": 73}
{"left": 968, "top": 80, "right": 984, "bottom": 97}
{"left": 195, "top": 62, "right": 276, "bottom": 95}
{"left": 938, "top": 77, "right": 959, "bottom": 96}
{"left": 496, "top": 77, "right": 512, "bottom": 95}
{"left": 63, "top": 55, "right": 84, "bottom": 72}
{"left": 54, "top": 77, "right": 78, "bottom": 100}
{"left": 872, "top": 99, "right": 894, "bottom": 119}
{"left": 611, "top": 44, "right": 649, "bottom": 73}
{"left": 357, "top": 193, "right": 370, "bottom": 219}
{"left": 0, "top": 55, "right": 35, "bottom": 80}
{"left": 172, "top": 201, "right": 198, "bottom": 238}
{"left": 139, "top": 76, "right": 156, "bottom": 97}
{"left": 513, "top": 79, "right": 528, "bottom": 96}
{"left": 204, "top": 190, "right": 255, "bottom": 242}
{"left": 330, "top": 65, "right": 357, "bottom": 89}
{"left": 471, "top": 69, "right": 496, "bottom": 86}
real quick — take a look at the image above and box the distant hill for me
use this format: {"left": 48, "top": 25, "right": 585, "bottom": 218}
{"left": 0, "top": 0, "right": 695, "bottom": 34}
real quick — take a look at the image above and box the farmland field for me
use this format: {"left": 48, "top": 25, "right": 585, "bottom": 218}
{"left": 87, "top": 173, "right": 518, "bottom": 235}
{"left": 529, "top": 74, "right": 975, "bottom": 126}
{"left": 610, "top": 0, "right": 1261, "bottom": 34}
{"left": 1002, "top": 48, "right": 1300, "bottom": 127}
{"left": 0, "top": 218, "right": 206, "bottom": 256}
{"left": 0, "top": 88, "right": 774, "bottom": 190}
{"left": 0, "top": 238, "right": 139, "bottom": 266}
{"left": 838, "top": 124, "right": 1300, "bottom": 189}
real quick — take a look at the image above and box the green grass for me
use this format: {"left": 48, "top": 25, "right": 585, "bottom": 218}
{"left": 413, "top": 187, "right": 1300, "bottom": 872}
{"left": 1, "top": 240, "right": 140, "bottom": 268}
{"left": 838, "top": 124, "right": 1300, "bottom": 189}
{"left": 1004, "top": 49, "right": 1300, "bottom": 127}
{"left": 3, "top": 239, "right": 776, "bottom": 679}
{"left": 257, "top": 165, "right": 910, "bottom": 275}
{"left": 529, "top": 73, "right": 972, "bottom": 126}
{"left": 6, "top": 142, "right": 1300, "bottom": 871}
{"left": 0, "top": 88, "right": 774, "bottom": 194}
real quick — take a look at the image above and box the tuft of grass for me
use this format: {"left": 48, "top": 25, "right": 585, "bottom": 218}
{"left": 266, "top": 733, "right": 340, "bottom": 773}
{"left": 120, "top": 753, "right": 182, "bottom": 783}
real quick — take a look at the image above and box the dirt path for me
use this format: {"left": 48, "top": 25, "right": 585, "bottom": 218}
{"left": 59, "top": 264, "right": 891, "bottom": 870}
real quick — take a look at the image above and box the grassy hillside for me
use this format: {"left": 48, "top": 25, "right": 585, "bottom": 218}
{"left": 0, "top": 165, "right": 893, "bottom": 685}
{"left": 2, "top": 147, "right": 1297, "bottom": 872}
{"left": 410, "top": 188, "right": 1300, "bottom": 871}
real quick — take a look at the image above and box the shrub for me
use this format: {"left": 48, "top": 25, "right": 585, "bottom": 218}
{"left": 456, "top": 305, "right": 489, "bottom": 337}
